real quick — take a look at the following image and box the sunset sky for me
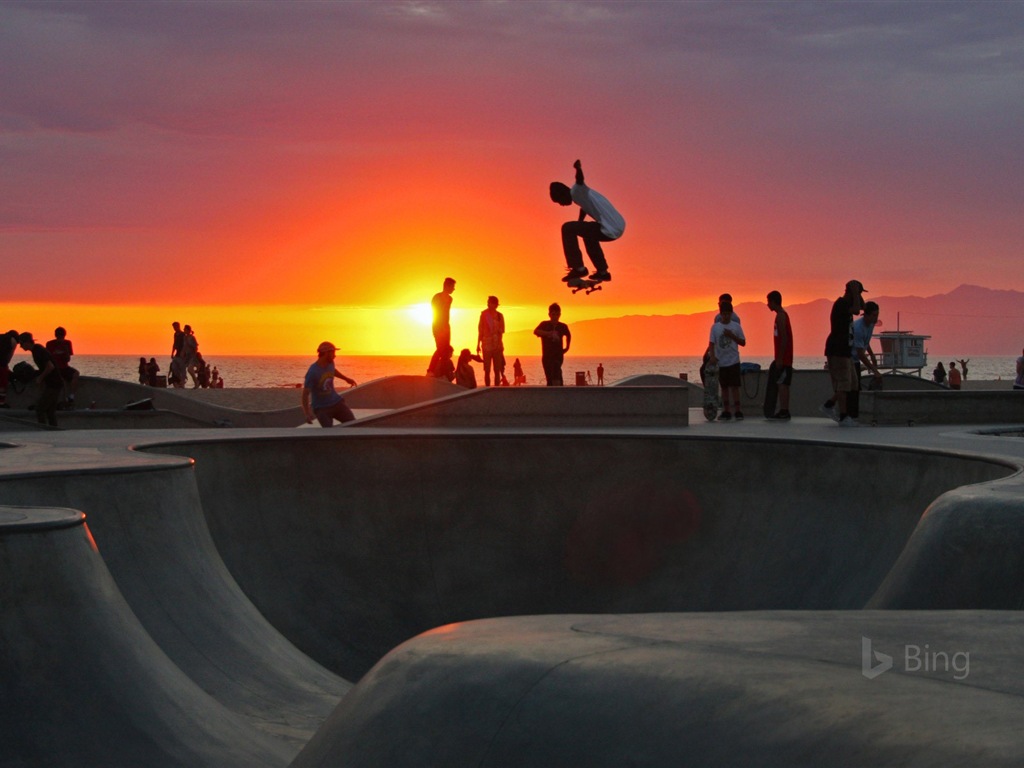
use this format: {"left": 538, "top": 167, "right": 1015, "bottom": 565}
{"left": 2, "top": 1, "right": 1022, "bottom": 356}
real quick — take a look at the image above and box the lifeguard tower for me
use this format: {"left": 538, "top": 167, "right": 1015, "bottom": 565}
{"left": 878, "top": 330, "right": 930, "bottom": 375}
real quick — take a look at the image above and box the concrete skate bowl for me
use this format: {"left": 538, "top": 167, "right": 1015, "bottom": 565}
{"left": 146, "top": 432, "right": 1019, "bottom": 682}
{"left": 0, "top": 447, "right": 348, "bottom": 766}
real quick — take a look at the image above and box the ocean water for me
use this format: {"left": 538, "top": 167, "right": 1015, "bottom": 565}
{"left": 43, "top": 354, "right": 1016, "bottom": 389}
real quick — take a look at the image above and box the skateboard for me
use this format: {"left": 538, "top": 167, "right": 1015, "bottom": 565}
{"left": 567, "top": 276, "right": 604, "bottom": 295}
{"left": 763, "top": 361, "right": 779, "bottom": 418}
{"left": 702, "top": 361, "right": 721, "bottom": 421}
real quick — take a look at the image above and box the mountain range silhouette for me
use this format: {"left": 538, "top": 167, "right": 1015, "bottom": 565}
{"left": 506, "top": 285, "right": 1023, "bottom": 358}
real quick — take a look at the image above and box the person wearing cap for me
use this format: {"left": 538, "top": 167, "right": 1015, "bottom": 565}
{"left": 17, "top": 332, "right": 63, "bottom": 426}
{"left": 302, "top": 341, "right": 358, "bottom": 427}
{"left": 822, "top": 280, "right": 867, "bottom": 426}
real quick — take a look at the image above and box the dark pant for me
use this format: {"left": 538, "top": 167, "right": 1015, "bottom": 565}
{"left": 314, "top": 399, "right": 355, "bottom": 427}
{"left": 849, "top": 364, "right": 863, "bottom": 418}
{"left": 561, "top": 221, "right": 612, "bottom": 271}
{"left": 428, "top": 327, "right": 451, "bottom": 375}
{"left": 542, "top": 353, "right": 564, "bottom": 386}
{"left": 37, "top": 385, "right": 61, "bottom": 426}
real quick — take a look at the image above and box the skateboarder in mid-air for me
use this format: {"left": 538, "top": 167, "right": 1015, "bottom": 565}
{"left": 549, "top": 160, "right": 625, "bottom": 284}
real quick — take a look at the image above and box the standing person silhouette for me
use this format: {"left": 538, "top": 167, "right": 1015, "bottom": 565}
{"left": 427, "top": 277, "right": 456, "bottom": 376}
{"left": 534, "top": 303, "right": 571, "bottom": 386}
{"left": 765, "top": 291, "right": 793, "bottom": 420}
{"left": 708, "top": 302, "right": 746, "bottom": 420}
{"left": 46, "top": 326, "right": 79, "bottom": 408}
{"left": 0, "top": 330, "right": 20, "bottom": 408}
{"left": 17, "top": 332, "right": 62, "bottom": 426}
{"left": 549, "top": 160, "right": 625, "bottom": 283}
{"left": 476, "top": 295, "right": 505, "bottom": 387}
{"left": 823, "top": 279, "right": 866, "bottom": 426}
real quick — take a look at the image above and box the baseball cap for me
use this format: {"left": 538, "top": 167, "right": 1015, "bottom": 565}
{"left": 846, "top": 280, "right": 867, "bottom": 293}
{"left": 317, "top": 341, "right": 337, "bottom": 354}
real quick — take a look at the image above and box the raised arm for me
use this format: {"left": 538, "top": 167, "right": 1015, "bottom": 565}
{"left": 572, "top": 160, "right": 589, "bottom": 220}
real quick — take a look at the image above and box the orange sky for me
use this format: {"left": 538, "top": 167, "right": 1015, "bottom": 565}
{"left": 2, "top": 3, "right": 1022, "bottom": 357}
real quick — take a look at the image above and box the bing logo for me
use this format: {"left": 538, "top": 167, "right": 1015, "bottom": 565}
{"left": 861, "top": 636, "right": 970, "bottom": 680}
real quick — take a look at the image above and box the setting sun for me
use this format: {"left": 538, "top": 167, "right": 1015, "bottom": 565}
{"left": 405, "top": 303, "right": 434, "bottom": 328}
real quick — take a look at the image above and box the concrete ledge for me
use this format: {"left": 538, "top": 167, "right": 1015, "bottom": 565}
{"left": 0, "top": 505, "right": 85, "bottom": 532}
{"left": 355, "top": 385, "right": 690, "bottom": 428}
{"left": 861, "top": 390, "right": 1024, "bottom": 425}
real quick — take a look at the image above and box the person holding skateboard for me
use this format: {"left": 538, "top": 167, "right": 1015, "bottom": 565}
{"left": 765, "top": 291, "right": 793, "bottom": 420}
{"left": 549, "top": 160, "right": 625, "bottom": 284}
{"left": 708, "top": 302, "right": 746, "bottom": 421}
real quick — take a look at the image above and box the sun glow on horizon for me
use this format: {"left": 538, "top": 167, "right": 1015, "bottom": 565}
{"left": 406, "top": 303, "right": 434, "bottom": 328}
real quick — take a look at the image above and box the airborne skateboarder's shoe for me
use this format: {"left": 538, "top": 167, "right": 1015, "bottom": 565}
{"left": 561, "top": 267, "right": 589, "bottom": 282}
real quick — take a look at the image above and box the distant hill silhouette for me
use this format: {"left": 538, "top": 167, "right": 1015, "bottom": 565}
{"left": 505, "top": 285, "right": 1024, "bottom": 358}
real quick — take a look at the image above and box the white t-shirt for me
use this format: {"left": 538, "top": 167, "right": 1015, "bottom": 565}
{"left": 571, "top": 184, "right": 625, "bottom": 239}
{"left": 710, "top": 320, "right": 745, "bottom": 368}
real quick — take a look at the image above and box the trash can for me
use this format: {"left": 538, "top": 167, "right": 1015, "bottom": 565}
{"left": 575, "top": 371, "right": 587, "bottom": 386}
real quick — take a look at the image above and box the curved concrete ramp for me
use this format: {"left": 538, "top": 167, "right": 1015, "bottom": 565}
{"left": 158, "top": 433, "right": 1012, "bottom": 680}
{"left": 614, "top": 373, "right": 686, "bottom": 386}
{"left": 2, "top": 377, "right": 304, "bottom": 429}
{"left": 343, "top": 374, "right": 463, "bottom": 408}
{"left": 0, "top": 454, "right": 348, "bottom": 748}
{"left": 0, "top": 506, "right": 293, "bottom": 767}
{"left": 2, "top": 375, "right": 463, "bottom": 429}
{"left": 868, "top": 479, "right": 1024, "bottom": 609}
{"left": 293, "top": 611, "right": 1024, "bottom": 767}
